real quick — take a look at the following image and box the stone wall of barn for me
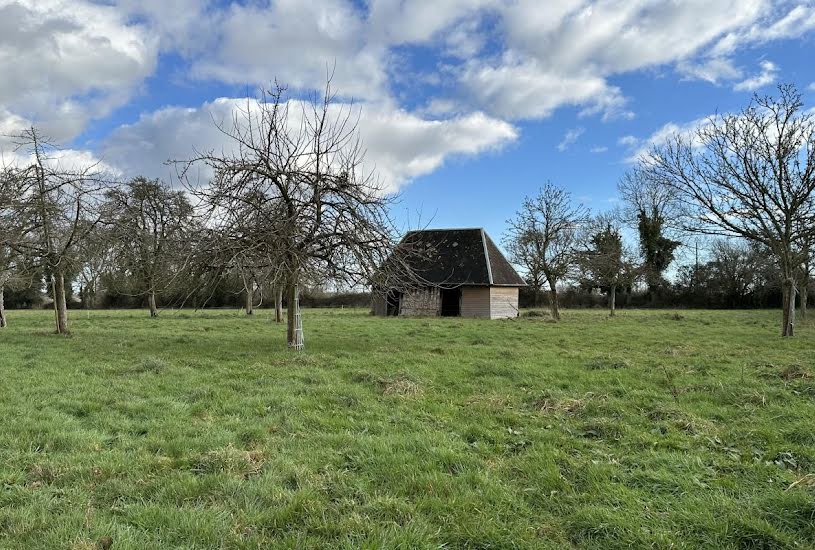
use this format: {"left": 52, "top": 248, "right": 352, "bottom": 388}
{"left": 489, "top": 287, "right": 520, "bottom": 319}
{"left": 400, "top": 287, "right": 440, "bottom": 316}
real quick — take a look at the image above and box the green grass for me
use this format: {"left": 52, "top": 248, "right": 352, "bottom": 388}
{"left": 1, "top": 308, "right": 814, "bottom": 549}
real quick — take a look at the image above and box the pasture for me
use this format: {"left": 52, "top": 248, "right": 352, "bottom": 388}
{"left": 0, "top": 309, "right": 813, "bottom": 549}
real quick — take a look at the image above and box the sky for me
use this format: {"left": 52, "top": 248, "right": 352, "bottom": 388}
{"left": 2, "top": 0, "right": 815, "bottom": 249}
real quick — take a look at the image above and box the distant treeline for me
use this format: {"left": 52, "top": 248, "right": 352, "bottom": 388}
{"left": 3, "top": 281, "right": 372, "bottom": 311}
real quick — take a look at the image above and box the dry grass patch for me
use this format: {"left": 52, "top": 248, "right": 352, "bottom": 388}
{"left": 779, "top": 364, "right": 812, "bottom": 381}
{"left": 533, "top": 392, "right": 606, "bottom": 415}
{"left": 192, "top": 444, "right": 266, "bottom": 479}
{"left": 379, "top": 374, "right": 423, "bottom": 397}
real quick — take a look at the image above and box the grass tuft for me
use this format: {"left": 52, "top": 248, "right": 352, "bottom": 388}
{"left": 378, "top": 374, "right": 423, "bottom": 397}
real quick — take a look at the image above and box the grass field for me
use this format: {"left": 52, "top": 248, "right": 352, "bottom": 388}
{"left": 0, "top": 308, "right": 813, "bottom": 549}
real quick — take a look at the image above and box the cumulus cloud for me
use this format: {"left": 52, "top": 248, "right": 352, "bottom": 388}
{"left": 0, "top": 0, "right": 157, "bottom": 141}
{"left": 100, "top": 98, "right": 518, "bottom": 193}
{"left": 733, "top": 60, "right": 779, "bottom": 91}
{"left": 6, "top": 0, "right": 815, "bottom": 193}
{"left": 189, "top": 0, "right": 389, "bottom": 101}
{"left": 114, "top": 0, "right": 814, "bottom": 123}
{"left": 460, "top": 55, "right": 629, "bottom": 120}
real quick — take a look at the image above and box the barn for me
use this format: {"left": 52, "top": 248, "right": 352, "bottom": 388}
{"left": 372, "top": 228, "right": 526, "bottom": 319}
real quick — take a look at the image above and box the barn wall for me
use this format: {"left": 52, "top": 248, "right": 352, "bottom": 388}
{"left": 489, "top": 287, "right": 520, "bottom": 319}
{"left": 461, "top": 286, "right": 491, "bottom": 318}
{"left": 400, "top": 288, "right": 440, "bottom": 316}
{"left": 371, "top": 295, "right": 387, "bottom": 316}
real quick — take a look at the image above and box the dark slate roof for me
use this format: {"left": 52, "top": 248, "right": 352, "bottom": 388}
{"left": 398, "top": 228, "right": 526, "bottom": 287}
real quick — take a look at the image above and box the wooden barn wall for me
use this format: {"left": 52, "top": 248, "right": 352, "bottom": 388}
{"left": 461, "top": 286, "right": 491, "bottom": 318}
{"left": 489, "top": 287, "right": 520, "bottom": 319}
{"left": 400, "top": 288, "right": 440, "bottom": 316}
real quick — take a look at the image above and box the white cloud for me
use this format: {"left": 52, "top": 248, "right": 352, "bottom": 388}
{"left": 366, "top": 0, "right": 498, "bottom": 45}
{"left": 809, "top": 82, "right": 815, "bottom": 92}
{"left": 733, "top": 60, "right": 779, "bottom": 91}
{"left": 557, "top": 127, "right": 585, "bottom": 152}
{"left": 677, "top": 57, "right": 743, "bottom": 84}
{"left": 617, "top": 135, "right": 639, "bottom": 147}
{"left": 92, "top": 0, "right": 815, "bottom": 127}
{"left": 189, "top": 0, "right": 388, "bottom": 101}
{"left": 590, "top": 146, "right": 608, "bottom": 153}
{"left": 462, "top": 0, "right": 770, "bottom": 118}
{"left": 100, "top": 98, "right": 518, "bottom": 193}
{"left": 620, "top": 117, "right": 713, "bottom": 162}
{"left": 460, "top": 55, "right": 629, "bottom": 120}
{"left": 712, "top": 4, "right": 815, "bottom": 56}
{"left": 0, "top": 0, "right": 157, "bottom": 141}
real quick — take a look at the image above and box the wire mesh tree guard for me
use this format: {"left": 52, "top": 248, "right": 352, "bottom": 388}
{"left": 289, "top": 285, "right": 304, "bottom": 351}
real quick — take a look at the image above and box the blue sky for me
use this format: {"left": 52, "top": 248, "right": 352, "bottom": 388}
{"left": 2, "top": 0, "right": 815, "bottom": 248}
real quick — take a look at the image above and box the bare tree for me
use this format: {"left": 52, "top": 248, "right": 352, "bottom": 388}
{"left": 0, "top": 167, "right": 35, "bottom": 327}
{"left": 618, "top": 167, "right": 682, "bottom": 302}
{"left": 643, "top": 85, "right": 815, "bottom": 336}
{"left": 503, "top": 182, "right": 587, "bottom": 319}
{"left": 578, "top": 212, "right": 638, "bottom": 317}
{"left": 176, "top": 80, "right": 405, "bottom": 350}
{"left": 76, "top": 224, "right": 114, "bottom": 309}
{"left": 104, "top": 177, "right": 195, "bottom": 317}
{"left": 798, "top": 231, "right": 813, "bottom": 320}
{"left": 7, "top": 128, "right": 109, "bottom": 334}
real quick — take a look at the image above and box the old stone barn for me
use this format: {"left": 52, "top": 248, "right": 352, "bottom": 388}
{"left": 373, "top": 228, "right": 526, "bottom": 319}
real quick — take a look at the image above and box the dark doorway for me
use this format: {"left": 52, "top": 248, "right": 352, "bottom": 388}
{"left": 440, "top": 288, "right": 461, "bottom": 317}
{"left": 386, "top": 290, "right": 401, "bottom": 316}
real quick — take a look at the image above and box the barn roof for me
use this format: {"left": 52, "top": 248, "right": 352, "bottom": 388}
{"left": 398, "top": 228, "right": 526, "bottom": 287}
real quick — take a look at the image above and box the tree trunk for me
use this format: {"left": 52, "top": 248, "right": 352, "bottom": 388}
{"left": 245, "top": 285, "right": 254, "bottom": 316}
{"left": 286, "top": 282, "right": 304, "bottom": 350}
{"left": 275, "top": 286, "right": 283, "bottom": 323}
{"left": 801, "top": 279, "right": 808, "bottom": 321}
{"left": 609, "top": 284, "right": 617, "bottom": 317}
{"left": 54, "top": 271, "right": 69, "bottom": 334}
{"left": 148, "top": 290, "right": 159, "bottom": 318}
{"left": 548, "top": 279, "right": 560, "bottom": 321}
{"left": 0, "top": 285, "right": 7, "bottom": 329}
{"left": 781, "top": 276, "right": 795, "bottom": 337}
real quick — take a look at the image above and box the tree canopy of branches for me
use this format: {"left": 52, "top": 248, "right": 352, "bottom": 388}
{"left": 702, "top": 240, "right": 778, "bottom": 308}
{"left": 643, "top": 85, "right": 815, "bottom": 336}
{"left": 105, "top": 177, "right": 195, "bottom": 317}
{"left": 0, "top": 167, "right": 34, "bottom": 328}
{"left": 618, "top": 168, "right": 681, "bottom": 299}
{"left": 503, "top": 182, "right": 587, "bottom": 320}
{"left": 578, "top": 213, "right": 637, "bottom": 316}
{"left": 6, "top": 128, "right": 109, "bottom": 333}
{"left": 177, "top": 81, "right": 403, "bottom": 349}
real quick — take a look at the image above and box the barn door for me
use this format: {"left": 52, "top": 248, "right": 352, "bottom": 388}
{"left": 440, "top": 288, "right": 461, "bottom": 316}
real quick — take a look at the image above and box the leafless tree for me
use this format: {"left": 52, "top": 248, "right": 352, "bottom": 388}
{"left": 797, "top": 230, "right": 813, "bottom": 320}
{"left": 577, "top": 212, "right": 638, "bottom": 317}
{"left": 0, "top": 167, "right": 36, "bottom": 327}
{"left": 75, "top": 223, "right": 115, "bottom": 309}
{"left": 104, "top": 177, "right": 195, "bottom": 317}
{"left": 503, "top": 182, "right": 587, "bottom": 319}
{"left": 643, "top": 85, "right": 815, "bottom": 336}
{"left": 7, "top": 128, "right": 110, "bottom": 333}
{"left": 175, "top": 80, "right": 407, "bottom": 350}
